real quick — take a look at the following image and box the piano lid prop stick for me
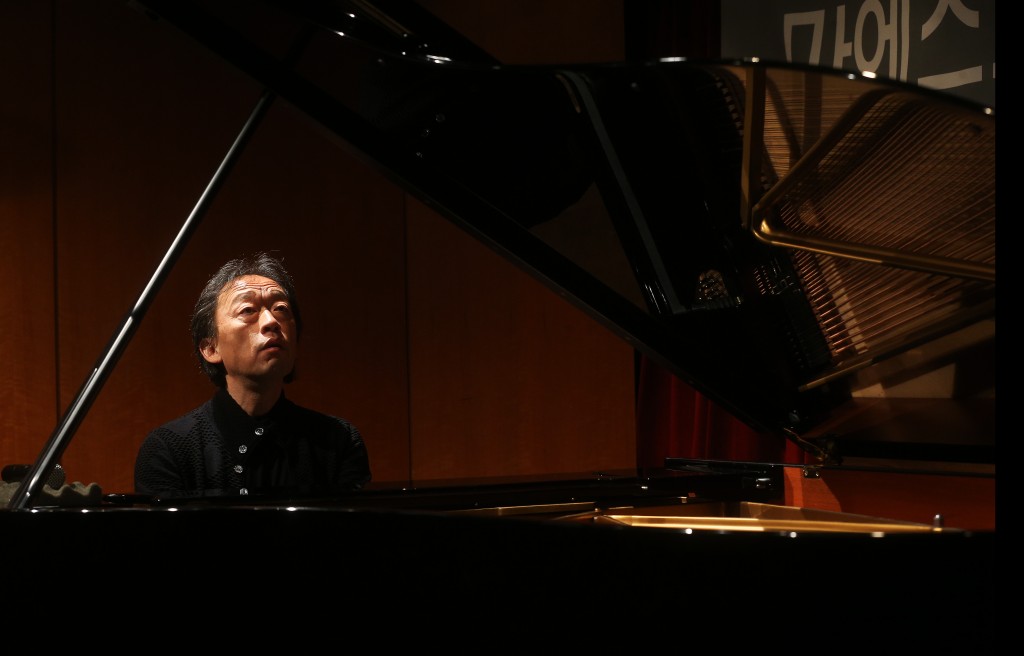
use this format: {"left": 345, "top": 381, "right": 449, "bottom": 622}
{"left": 5, "top": 89, "right": 276, "bottom": 510}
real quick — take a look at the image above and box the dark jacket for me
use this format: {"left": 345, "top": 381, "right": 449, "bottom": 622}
{"left": 134, "top": 388, "right": 371, "bottom": 498}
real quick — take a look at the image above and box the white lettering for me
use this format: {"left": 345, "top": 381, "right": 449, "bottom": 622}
{"left": 854, "top": 0, "right": 898, "bottom": 77}
{"left": 784, "top": 10, "right": 826, "bottom": 64}
{"left": 832, "top": 5, "right": 853, "bottom": 69}
{"left": 899, "top": 0, "right": 910, "bottom": 81}
{"left": 922, "top": 0, "right": 979, "bottom": 39}
{"left": 918, "top": 66, "right": 983, "bottom": 90}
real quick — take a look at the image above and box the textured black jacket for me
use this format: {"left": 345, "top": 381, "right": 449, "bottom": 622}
{"left": 134, "top": 388, "right": 371, "bottom": 498}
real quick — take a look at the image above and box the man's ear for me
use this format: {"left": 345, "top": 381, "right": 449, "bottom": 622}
{"left": 199, "top": 337, "right": 222, "bottom": 364}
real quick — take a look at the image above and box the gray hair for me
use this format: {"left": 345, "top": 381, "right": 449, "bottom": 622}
{"left": 190, "top": 252, "right": 302, "bottom": 387}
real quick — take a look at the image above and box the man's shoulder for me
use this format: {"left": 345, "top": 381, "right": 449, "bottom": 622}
{"left": 284, "top": 399, "right": 357, "bottom": 433}
{"left": 149, "top": 400, "right": 214, "bottom": 438}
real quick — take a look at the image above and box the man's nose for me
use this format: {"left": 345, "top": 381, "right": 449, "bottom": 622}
{"left": 259, "top": 307, "right": 280, "bottom": 331}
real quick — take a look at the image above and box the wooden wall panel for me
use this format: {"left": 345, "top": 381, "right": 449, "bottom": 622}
{"left": 406, "top": 199, "right": 636, "bottom": 481}
{"left": 0, "top": 1, "right": 58, "bottom": 469}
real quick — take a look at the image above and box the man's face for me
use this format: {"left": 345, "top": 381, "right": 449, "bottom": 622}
{"left": 200, "top": 274, "right": 297, "bottom": 385}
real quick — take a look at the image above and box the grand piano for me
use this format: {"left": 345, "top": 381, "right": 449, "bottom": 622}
{"left": 2, "top": 0, "right": 995, "bottom": 644}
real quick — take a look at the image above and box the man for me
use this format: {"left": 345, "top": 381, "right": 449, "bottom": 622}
{"left": 134, "top": 251, "right": 371, "bottom": 498}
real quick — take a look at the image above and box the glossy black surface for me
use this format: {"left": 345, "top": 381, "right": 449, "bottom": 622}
{"left": 1, "top": 502, "right": 995, "bottom": 646}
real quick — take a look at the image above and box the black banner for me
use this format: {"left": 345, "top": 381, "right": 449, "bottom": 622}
{"left": 721, "top": 0, "right": 995, "bottom": 107}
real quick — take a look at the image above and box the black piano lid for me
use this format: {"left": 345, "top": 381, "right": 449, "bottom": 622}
{"left": 121, "top": 0, "right": 993, "bottom": 449}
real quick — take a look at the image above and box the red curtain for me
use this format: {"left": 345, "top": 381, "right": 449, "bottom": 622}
{"left": 626, "top": 2, "right": 810, "bottom": 470}
{"left": 635, "top": 355, "right": 809, "bottom": 469}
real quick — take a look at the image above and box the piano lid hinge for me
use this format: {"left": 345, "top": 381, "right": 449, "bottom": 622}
{"left": 782, "top": 427, "right": 842, "bottom": 467}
